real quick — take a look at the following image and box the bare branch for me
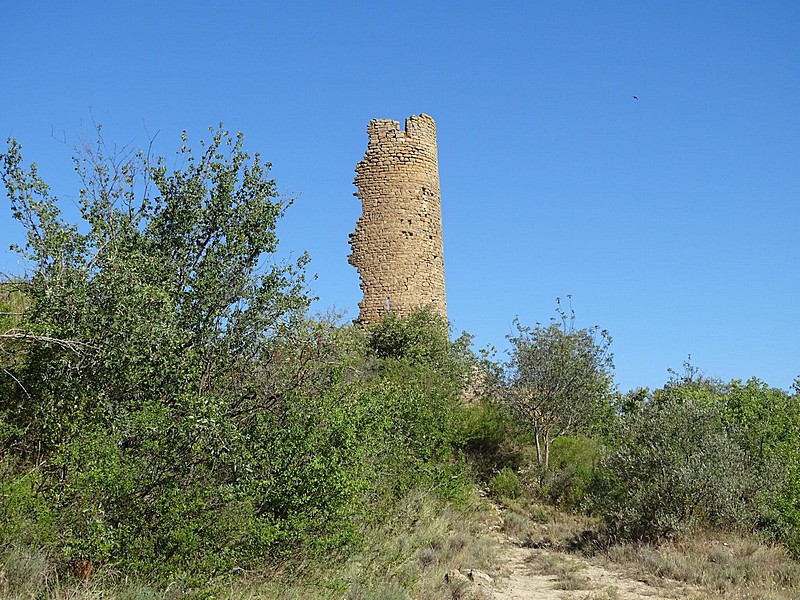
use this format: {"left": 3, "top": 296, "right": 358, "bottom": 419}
{"left": 2, "top": 365, "right": 30, "bottom": 398}
{"left": 0, "top": 329, "right": 94, "bottom": 352}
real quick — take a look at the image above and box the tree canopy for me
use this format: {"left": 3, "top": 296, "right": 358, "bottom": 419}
{"left": 500, "top": 299, "right": 614, "bottom": 470}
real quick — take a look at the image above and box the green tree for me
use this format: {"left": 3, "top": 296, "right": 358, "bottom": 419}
{"left": 0, "top": 126, "right": 319, "bottom": 574}
{"left": 500, "top": 299, "right": 613, "bottom": 470}
{"left": 1, "top": 126, "right": 311, "bottom": 449}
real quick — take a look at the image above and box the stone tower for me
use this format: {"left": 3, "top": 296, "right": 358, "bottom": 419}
{"left": 348, "top": 114, "right": 447, "bottom": 324}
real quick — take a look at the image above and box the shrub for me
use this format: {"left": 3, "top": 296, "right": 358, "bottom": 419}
{"left": 720, "top": 378, "right": 800, "bottom": 555}
{"left": 589, "top": 395, "right": 765, "bottom": 542}
{"left": 457, "top": 400, "right": 536, "bottom": 477}
{"left": 489, "top": 467, "right": 523, "bottom": 500}
{"left": 543, "top": 435, "right": 600, "bottom": 508}
{"left": 367, "top": 308, "right": 474, "bottom": 402}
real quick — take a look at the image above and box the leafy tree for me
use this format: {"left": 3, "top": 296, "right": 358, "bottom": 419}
{"left": 0, "top": 126, "right": 321, "bottom": 574}
{"left": 2, "top": 125, "right": 312, "bottom": 446}
{"left": 500, "top": 299, "right": 613, "bottom": 470}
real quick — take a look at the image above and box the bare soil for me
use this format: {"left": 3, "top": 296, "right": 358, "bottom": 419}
{"left": 447, "top": 500, "right": 709, "bottom": 600}
{"left": 491, "top": 542, "right": 701, "bottom": 600}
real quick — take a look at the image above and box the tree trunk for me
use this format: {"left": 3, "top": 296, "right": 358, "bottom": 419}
{"left": 544, "top": 433, "right": 550, "bottom": 471}
{"left": 535, "top": 431, "right": 544, "bottom": 469}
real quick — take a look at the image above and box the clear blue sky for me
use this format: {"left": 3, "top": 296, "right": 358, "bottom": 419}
{"left": 2, "top": 2, "right": 799, "bottom": 393}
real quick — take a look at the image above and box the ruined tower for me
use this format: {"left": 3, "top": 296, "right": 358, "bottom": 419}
{"left": 348, "top": 114, "right": 447, "bottom": 324}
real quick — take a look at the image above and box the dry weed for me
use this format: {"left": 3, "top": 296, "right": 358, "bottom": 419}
{"left": 579, "top": 587, "right": 622, "bottom": 600}
{"left": 499, "top": 497, "right": 600, "bottom": 551}
{"left": 604, "top": 530, "right": 800, "bottom": 600}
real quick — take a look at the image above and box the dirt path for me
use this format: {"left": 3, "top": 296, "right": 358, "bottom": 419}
{"left": 491, "top": 542, "right": 694, "bottom": 599}
{"left": 446, "top": 536, "right": 705, "bottom": 600}
{"left": 446, "top": 501, "right": 707, "bottom": 600}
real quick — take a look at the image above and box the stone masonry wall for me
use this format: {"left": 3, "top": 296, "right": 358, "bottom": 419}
{"left": 348, "top": 114, "right": 447, "bottom": 324}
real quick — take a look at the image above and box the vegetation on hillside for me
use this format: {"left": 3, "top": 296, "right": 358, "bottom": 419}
{"left": 1, "top": 127, "right": 799, "bottom": 598}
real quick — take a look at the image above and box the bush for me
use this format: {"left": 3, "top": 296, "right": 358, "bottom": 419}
{"left": 367, "top": 308, "right": 474, "bottom": 402}
{"left": 589, "top": 395, "right": 765, "bottom": 542}
{"left": 543, "top": 435, "right": 600, "bottom": 508}
{"left": 720, "top": 378, "right": 800, "bottom": 555}
{"left": 457, "top": 400, "right": 536, "bottom": 475}
{"left": 358, "top": 378, "right": 471, "bottom": 505}
{"left": 360, "top": 309, "right": 476, "bottom": 505}
{"left": 489, "top": 467, "right": 523, "bottom": 500}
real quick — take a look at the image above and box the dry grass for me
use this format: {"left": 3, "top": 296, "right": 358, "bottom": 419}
{"left": 522, "top": 549, "right": 594, "bottom": 591}
{"left": 343, "top": 487, "right": 497, "bottom": 599}
{"left": 0, "top": 544, "right": 54, "bottom": 599}
{"left": 605, "top": 530, "right": 800, "bottom": 600}
{"left": 493, "top": 497, "right": 800, "bottom": 600}
{"left": 579, "top": 588, "right": 622, "bottom": 600}
{"left": 498, "top": 496, "right": 600, "bottom": 551}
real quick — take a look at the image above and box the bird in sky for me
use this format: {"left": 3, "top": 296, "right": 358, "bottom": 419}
{"left": 633, "top": 95, "right": 639, "bottom": 100}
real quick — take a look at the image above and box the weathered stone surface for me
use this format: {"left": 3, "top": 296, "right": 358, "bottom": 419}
{"left": 348, "top": 114, "right": 447, "bottom": 324}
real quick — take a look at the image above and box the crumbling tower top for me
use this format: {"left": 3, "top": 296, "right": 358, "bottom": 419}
{"left": 348, "top": 114, "right": 447, "bottom": 324}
